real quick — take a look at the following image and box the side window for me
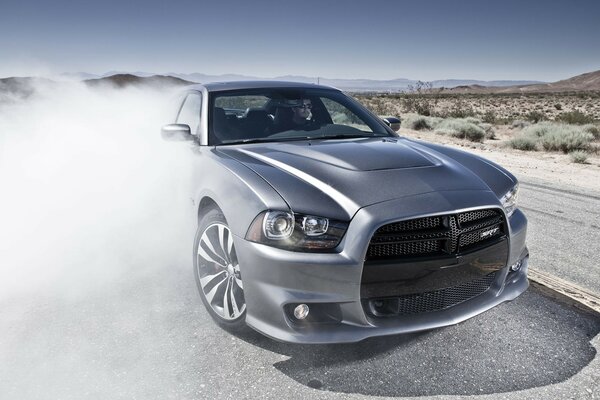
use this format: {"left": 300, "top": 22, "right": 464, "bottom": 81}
{"left": 321, "top": 97, "right": 372, "bottom": 132}
{"left": 176, "top": 93, "right": 202, "bottom": 134}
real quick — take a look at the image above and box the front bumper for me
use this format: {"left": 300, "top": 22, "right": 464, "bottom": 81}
{"left": 235, "top": 190, "right": 529, "bottom": 344}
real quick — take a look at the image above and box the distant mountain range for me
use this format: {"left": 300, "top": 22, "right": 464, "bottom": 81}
{"left": 84, "top": 74, "right": 192, "bottom": 88}
{"left": 2, "top": 70, "right": 599, "bottom": 100}
{"left": 82, "top": 70, "right": 600, "bottom": 92}
{"left": 58, "top": 71, "right": 545, "bottom": 91}
{"left": 448, "top": 69, "right": 600, "bottom": 93}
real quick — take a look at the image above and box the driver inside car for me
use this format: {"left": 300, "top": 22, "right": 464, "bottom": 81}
{"left": 291, "top": 98, "right": 313, "bottom": 126}
{"left": 270, "top": 98, "right": 316, "bottom": 133}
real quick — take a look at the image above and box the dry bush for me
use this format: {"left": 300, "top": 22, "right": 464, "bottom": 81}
{"left": 482, "top": 110, "right": 497, "bottom": 123}
{"left": 401, "top": 81, "right": 443, "bottom": 116}
{"left": 464, "top": 117, "right": 482, "bottom": 125}
{"left": 522, "top": 123, "right": 552, "bottom": 138}
{"left": 525, "top": 111, "right": 546, "bottom": 123}
{"left": 403, "top": 113, "right": 493, "bottom": 141}
{"left": 511, "top": 120, "right": 531, "bottom": 129}
{"left": 519, "top": 123, "right": 594, "bottom": 153}
{"left": 556, "top": 110, "right": 594, "bottom": 125}
{"left": 358, "top": 95, "right": 399, "bottom": 116}
{"left": 582, "top": 124, "right": 600, "bottom": 139}
{"left": 445, "top": 99, "right": 476, "bottom": 118}
{"left": 480, "top": 123, "right": 496, "bottom": 139}
{"left": 509, "top": 136, "right": 538, "bottom": 151}
{"left": 434, "top": 119, "right": 485, "bottom": 142}
{"left": 355, "top": 92, "right": 600, "bottom": 123}
{"left": 540, "top": 128, "right": 594, "bottom": 153}
{"left": 569, "top": 151, "right": 589, "bottom": 163}
{"left": 402, "top": 114, "right": 442, "bottom": 130}
{"left": 510, "top": 122, "right": 595, "bottom": 153}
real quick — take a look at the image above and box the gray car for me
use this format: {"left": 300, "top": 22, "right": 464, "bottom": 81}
{"left": 161, "top": 81, "right": 528, "bottom": 344}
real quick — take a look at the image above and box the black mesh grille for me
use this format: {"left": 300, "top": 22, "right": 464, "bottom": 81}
{"left": 366, "top": 272, "right": 496, "bottom": 316}
{"left": 367, "top": 240, "right": 442, "bottom": 258}
{"left": 459, "top": 230, "right": 486, "bottom": 247}
{"left": 375, "top": 217, "right": 442, "bottom": 233}
{"left": 457, "top": 209, "right": 498, "bottom": 224}
{"left": 367, "top": 209, "right": 504, "bottom": 261}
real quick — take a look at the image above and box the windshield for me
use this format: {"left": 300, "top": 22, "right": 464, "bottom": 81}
{"left": 209, "top": 88, "right": 391, "bottom": 145}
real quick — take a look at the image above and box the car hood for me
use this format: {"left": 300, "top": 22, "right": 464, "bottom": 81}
{"left": 217, "top": 137, "right": 511, "bottom": 221}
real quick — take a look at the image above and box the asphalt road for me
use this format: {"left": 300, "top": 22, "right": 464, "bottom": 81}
{"left": 1, "top": 259, "right": 599, "bottom": 400}
{"left": 1, "top": 181, "right": 600, "bottom": 400}
{"left": 519, "top": 179, "right": 600, "bottom": 295}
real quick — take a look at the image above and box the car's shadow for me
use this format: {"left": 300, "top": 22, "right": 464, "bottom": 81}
{"left": 231, "top": 286, "right": 600, "bottom": 397}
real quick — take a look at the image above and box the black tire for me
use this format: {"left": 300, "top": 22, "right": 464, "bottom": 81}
{"left": 193, "top": 208, "right": 246, "bottom": 330}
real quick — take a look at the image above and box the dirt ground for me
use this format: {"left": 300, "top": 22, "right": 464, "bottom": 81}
{"left": 399, "top": 126, "right": 600, "bottom": 194}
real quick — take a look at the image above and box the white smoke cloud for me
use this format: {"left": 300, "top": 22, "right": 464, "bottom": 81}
{"left": 0, "top": 81, "right": 195, "bottom": 301}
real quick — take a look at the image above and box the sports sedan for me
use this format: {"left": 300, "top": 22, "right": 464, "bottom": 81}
{"left": 161, "top": 81, "right": 528, "bottom": 344}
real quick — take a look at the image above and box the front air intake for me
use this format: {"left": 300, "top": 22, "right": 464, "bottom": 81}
{"left": 364, "top": 272, "right": 497, "bottom": 316}
{"left": 366, "top": 209, "right": 505, "bottom": 261}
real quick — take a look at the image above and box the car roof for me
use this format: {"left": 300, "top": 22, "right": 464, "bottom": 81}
{"left": 189, "top": 80, "right": 341, "bottom": 93}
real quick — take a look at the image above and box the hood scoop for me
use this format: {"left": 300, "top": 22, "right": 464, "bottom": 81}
{"left": 265, "top": 138, "right": 437, "bottom": 171}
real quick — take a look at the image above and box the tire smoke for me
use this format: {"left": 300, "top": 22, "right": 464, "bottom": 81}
{"left": 0, "top": 81, "right": 195, "bottom": 300}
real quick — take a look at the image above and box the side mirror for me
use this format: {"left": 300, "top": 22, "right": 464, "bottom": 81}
{"left": 382, "top": 117, "right": 401, "bottom": 132}
{"left": 161, "top": 124, "right": 193, "bottom": 141}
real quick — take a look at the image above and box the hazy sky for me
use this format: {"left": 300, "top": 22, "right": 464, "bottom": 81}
{"left": 1, "top": 0, "right": 599, "bottom": 81}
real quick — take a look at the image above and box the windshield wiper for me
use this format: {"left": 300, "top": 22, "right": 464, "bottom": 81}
{"left": 220, "top": 136, "right": 312, "bottom": 145}
{"left": 316, "top": 134, "right": 388, "bottom": 140}
{"left": 218, "top": 134, "right": 390, "bottom": 146}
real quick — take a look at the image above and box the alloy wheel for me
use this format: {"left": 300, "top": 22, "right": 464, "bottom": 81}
{"left": 196, "top": 223, "right": 245, "bottom": 320}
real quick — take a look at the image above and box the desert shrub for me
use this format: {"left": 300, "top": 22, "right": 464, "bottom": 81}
{"left": 403, "top": 114, "right": 431, "bottom": 130}
{"left": 447, "top": 100, "right": 476, "bottom": 118}
{"left": 522, "top": 123, "right": 552, "bottom": 138}
{"left": 526, "top": 111, "right": 546, "bottom": 123}
{"left": 360, "top": 96, "right": 398, "bottom": 115}
{"left": 556, "top": 110, "right": 594, "bottom": 125}
{"left": 482, "top": 110, "right": 497, "bottom": 124}
{"left": 509, "top": 136, "right": 538, "bottom": 151}
{"left": 434, "top": 119, "right": 485, "bottom": 142}
{"left": 582, "top": 124, "right": 600, "bottom": 139}
{"left": 554, "top": 103, "right": 562, "bottom": 110}
{"left": 368, "top": 103, "right": 387, "bottom": 115}
{"left": 480, "top": 123, "right": 496, "bottom": 139}
{"left": 401, "top": 81, "right": 443, "bottom": 116}
{"left": 464, "top": 117, "right": 482, "bottom": 125}
{"left": 495, "top": 117, "right": 514, "bottom": 125}
{"left": 538, "top": 126, "right": 594, "bottom": 153}
{"left": 516, "top": 122, "right": 595, "bottom": 153}
{"left": 511, "top": 120, "right": 531, "bottom": 129}
{"left": 402, "top": 114, "right": 442, "bottom": 131}
{"left": 569, "top": 151, "right": 588, "bottom": 163}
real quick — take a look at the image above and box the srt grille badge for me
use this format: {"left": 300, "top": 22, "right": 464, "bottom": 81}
{"left": 480, "top": 227, "right": 500, "bottom": 239}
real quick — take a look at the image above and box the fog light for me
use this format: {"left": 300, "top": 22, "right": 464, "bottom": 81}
{"left": 510, "top": 260, "right": 523, "bottom": 271}
{"left": 293, "top": 304, "right": 310, "bottom": 320}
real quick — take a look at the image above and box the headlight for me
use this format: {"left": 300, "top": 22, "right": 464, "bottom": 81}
{"left": 263, "top": 211, "right": 295, "bottom": 239}
{"left": 500, "top": 183, "right": 519, "bottom": 217}
{"left": 246, "top": 210, "right": 348, "bottom": 251}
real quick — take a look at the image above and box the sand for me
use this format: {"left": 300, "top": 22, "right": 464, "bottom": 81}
{"left": 400, "top": 126, "right": 600, "bottom": 194}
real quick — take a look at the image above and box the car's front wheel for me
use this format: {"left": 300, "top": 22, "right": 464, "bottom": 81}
{"left": 193, "top": 208, "right": 246, "bottom": 329}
